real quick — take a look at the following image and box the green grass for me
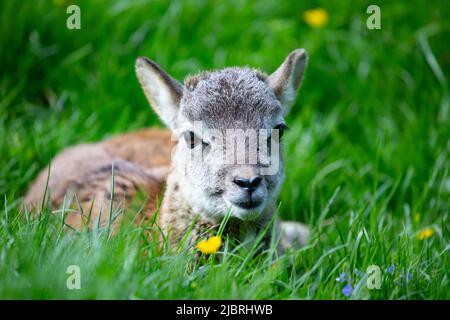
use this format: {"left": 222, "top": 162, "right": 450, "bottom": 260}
{"left": 0, "top": 0, "right": 449, "bottom": 299}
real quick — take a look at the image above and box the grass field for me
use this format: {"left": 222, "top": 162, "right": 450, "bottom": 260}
{"left": 0, "top": 0, "right": 449, "bottom": 299}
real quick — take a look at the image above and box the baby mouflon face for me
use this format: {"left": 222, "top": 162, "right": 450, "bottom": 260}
{"left": 175, "top": 67, "right": 286, "bottom": 221}
{"left": 136, "top": 49, "right": 308, "bottom": 222}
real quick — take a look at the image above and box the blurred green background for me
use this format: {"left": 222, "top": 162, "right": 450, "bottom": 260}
{"left": 0, "top": 0, "right": 449, "bottom": 299}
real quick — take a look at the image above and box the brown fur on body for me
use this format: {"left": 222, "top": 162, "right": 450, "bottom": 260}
{"left": 25, "top": 49, "right": 310, "bottom": 253}
{"left": 25, "top": 129, "right": 174, "bottom": 229}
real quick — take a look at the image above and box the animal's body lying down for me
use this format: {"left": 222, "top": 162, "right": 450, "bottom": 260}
{"left": 25, "top": 128, "right": 173, "bottom": 228}
{"left": 25, "top": 49, "right": 310, "bottom": 253}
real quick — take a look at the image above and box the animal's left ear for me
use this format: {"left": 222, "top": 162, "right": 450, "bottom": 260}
{"left": 267, "top": 49, "right": 308, "bottom": 110}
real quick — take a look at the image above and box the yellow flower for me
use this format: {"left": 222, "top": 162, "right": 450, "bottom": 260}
{"left": 417, "top": 227, "right": 434, "bottom": 240}
{"left": 196, "top": 236, "right": 222, "bottom": 254}
{"left": 303, "top": 8, "right": 329, "bottom": 28}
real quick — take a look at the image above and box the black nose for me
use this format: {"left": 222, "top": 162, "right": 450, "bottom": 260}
{"left": 233, "top": 176, "right": 262, "bottom": 192}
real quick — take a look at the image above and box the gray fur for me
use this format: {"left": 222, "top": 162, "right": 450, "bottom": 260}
{"left": 135, "top": 49, "right": 309, "bottom": 251}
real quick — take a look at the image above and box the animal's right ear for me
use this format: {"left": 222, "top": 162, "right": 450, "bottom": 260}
{"left": 267, "top": 49, "right": 308, "bottom": 111}
{"left": 135, "top": 57, "right": 183, "bottom": 129}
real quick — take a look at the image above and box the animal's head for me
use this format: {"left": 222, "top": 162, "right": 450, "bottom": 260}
{"left": 136, "top": 49, "right": 307, "bottom": 221}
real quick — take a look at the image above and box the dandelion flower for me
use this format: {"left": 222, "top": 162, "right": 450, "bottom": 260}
{"left": 417, "top": 227, "right": 434, "bottom": 240}
{"left": 196, "top": 236, "right": 222, "bottom": 254}
{"left": 303, "top": 8, "right": 328, "bottom": 28}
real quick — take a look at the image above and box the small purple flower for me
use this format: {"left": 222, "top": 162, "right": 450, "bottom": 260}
{"left": 386, "top": 264, "right": 395, "bottom": 274}
{"left": 399, "top": 270, "right": 413, "bottom": 285}
{"left": 342, "top": 283, "right": 353, "bottom": 297}
{"left": 354, "top": 268, "right": 364, "bottom": 277}
{"left": 400, "top": 271, "right": 412, "bottom": 279}
{"left": 335, "top": 271, "right": 347, "bottom": 282}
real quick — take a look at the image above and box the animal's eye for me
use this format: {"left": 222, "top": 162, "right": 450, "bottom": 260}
{"left": 183, "top": 131, "right": 201, "bottom": 148}
{"left": 183, "top": 131, "right": 209, "bottom": 149}
{"left": 266, "top": 124, "right": 288, "bottom": 152}
{"left": 273, "top": 124, "right": 288, "bottom": 140}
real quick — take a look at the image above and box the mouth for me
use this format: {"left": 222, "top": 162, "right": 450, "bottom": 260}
{"left": 232, "top": 199, "right": 263, "bottom": 210}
